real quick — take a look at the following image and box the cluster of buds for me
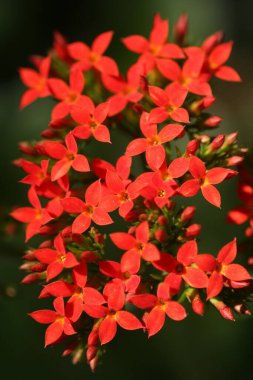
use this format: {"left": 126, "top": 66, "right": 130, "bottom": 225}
{"left": 11, "top": 13, "right": 252, "bottom": 371}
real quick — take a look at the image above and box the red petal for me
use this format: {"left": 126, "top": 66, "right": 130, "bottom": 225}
{"left": 183, "top": 267, "right": 208, "bottom": 288}
{"left": 72, "top": 154, "right": 90, "bottom": 172}
{"left": 106, "top": 171, "right": 125, "bottom": 193}
{"left": 126, "top": 138, "right": 147, "bottom": 156}
{"left": 48, "top": 78, "right": 69, "bottom": 100}
{"left": 29, "top": 310, "right": 57, "bottom": 324}
{"left": 99, "top": 317, "right": 117, "bottom": 345}
{"left": 95, "top": 56, "right": 119, "bottom": 76}
{"left": 149, "top": 86, "right": 168, "bottom": 106}
{"left": 195, "top": 254, "right": 217, "bottom": 271}
{"left": 64, "top": 252, "right": 79, "bottom": 268}
{"left": 159, "top": 123, "right": 184, "bottom": 143}
{"left": 99, "top": 260, "right": 121, "bottom": 278}
{"left": 146, "top": 145, "right": 165, "bottom": 171}
{"left": 72, "top": 261, "right": 87, "bottom": 288}
{"left": 110, "top": 232, "right": 136, "bottom": 250}
{"left": 68, "top": 42, "right": 90, "bottom": 60}
{"left": 61, "top": 197, "right": 84, "bottom": 213}
{"left": 69, "top": 68, "right": 84, "bottom": 93}
{"left": 146, "top": 307, "right": 165, "bottom": 337}
{"left": 122, "top": 35, "right": 148, "bottom": 53}
{"left": 177, "top": 240, "right": 198, "bottom": 266}
{"left": 92, "top": 31, "right": 114, "bottom": 55}
{"left": 207, "top": 271, "right": 224, "bottom": 299}
{"left": 34, "top": 248, "right": 58, "bottom": 264}
{"left": 205, "top": 167, "right": 233, "bottom": 185}
{"left": 121, "top": 250, "right": 141, "bottom": 273}
{"left": 156, "top": 59, "right": 181, "bottom": 81}
{"left": 92, "top": 208, "right": 113, "bottom": 225}
{"left": 142, "top": 243, "right": 160, "bottom": 262}
{"left": 116, "top": 311, "right": 142, "bottom": 330}
{"left": 129, "top": 294, "right": 157, "bottom": 309}
{"left": 168, "top": 157, "right": 189, "bottom": 178}
{"left": 44, "top": 141, "right": 66, "bottom": 160}
{"left": 189, "top": 156, "right": 206, "bottom": 178}
{"left": 51, "top": 159, "right": 72, "bottom": 181}
{"left": 217, "top": 239, "right": 237, "bottom": 264}
{"left": 170, "top": 108, "right": 189, "bottom": 123}
{"left": 83, "top": 304, "right": 107, "bottom": 318}
{"left": 83, "top": 287, "right": 105, "bottom": 305}
{"left": 178, "top": 179, "right": 200, "bottom": 197}
{"left": 45, "top": 321, "right": 63, "bottom": 347}
{"left": 20, "top": 89, "right": 38, "bottom": 109}
{"left": 209, "top": 41, "right": 233, "bottom": 67}
{"left": 47, "top": 261, "right": 63, "bottom": 281}
{"left": 201, "top": 185, "right": 221, "bottom": 208}
{"left": 222, "top": 264, "right": 251, "bottom": 281}
{"left": 215, "top": 66, "right": 241, "bottom": 82}
{"left": 136, "top": 221, "right": 149, "bottom": 243}
{"left": 72, "top": 213, "right": 91, "bottom": 234}
{"left": 166, "top": 301, "right": 187, "bottom": 321}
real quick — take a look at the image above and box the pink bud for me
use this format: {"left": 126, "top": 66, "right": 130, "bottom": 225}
{"left": 173, "top": 12, "right": 188, "bottom": 44}
{"left": 185, "top": 224, "right": 202, "bottom": 238}
{"left": 154, "top": 228, "right": 168, "bottom": 241}
{"left": 181, "top": 206, "right": 196, "bottom": 222}
{"left": 226, "top": 156, "right": 244, "bottom": 166}
{"left": 203, "top": 116, "right": 222, "bottom": 127}
{"left": 192, "top": 294, "right": 205, "bottom": 316}
{"left": 211, "top": 134, "right": 225, "bottom": 151}
{"left": 186, "top": 139, "right": 199, "bottom": 154}
{"left": 19, "top": 141, "right": 37, "bottom": 156}
{"left": 225, "top": 132, "right": 238, "bottom": 145}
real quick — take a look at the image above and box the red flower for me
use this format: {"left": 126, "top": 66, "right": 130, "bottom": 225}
{"left": 29, "top": 297, "right": 76, "bottom": 347}
{"left": 103, "top": 157, "right": 144, "bottom": 217}
{"left": 84, "top": 281, "right": 142, "bottom": 345}
{"left": 61, "top": 180, "right": 113, "bottom": 234}
{"left": 99, "top": 260, "right": 140, "bottom": 293}
{"left": 11, "top": 187, "right": 52, "bottom": 241}
{"left": 48, "top": 68, "right": 92, "bottom": 120}
{"left": 102, "top": 63, "right": 144, "bottom": 116}
{"left": 126, "top": 112, "right": 184, "bottom": 170}
{"left": 110, "top": 221, "right": 160, "bottom": 273}
{"left": 72, "top": 101, "right": 111, "bottom": 143}
{"left": 195, "top": 239, "right": 251, "bottom": 299}
{"left": 157, "top": 52, "right": 212, "bottom": 96}
{"left": 148, "top": 82, "right": 189, "bottom": 123}
{"left": 44, "top": 133, "right": 90, "bottom": 181}
{"left": 179, "top": 155, "right": 236, "bottom": 207}
{"left": 130, "top": 282, "right": 186, "bottom": 337}
{"left": 154, "top": 240, "right": 209, "bottom": 289}
{"left": 34, "top": 234, "right": 79, "bottom": 281}
{"left": 68, "top": 31, "right": 118, "bottom": 76}
{"left": 19, "top": 56, "right": 51, "bottom": 109}
{"left": 122, "top": 14, "right": 184, "bottom": 73}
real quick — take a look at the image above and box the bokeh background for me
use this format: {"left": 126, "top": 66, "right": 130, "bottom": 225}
{"left": 1, "top": 0, "right": 253, "bottom": 379}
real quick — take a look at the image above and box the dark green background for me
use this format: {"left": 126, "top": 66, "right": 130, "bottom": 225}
{"left": 1, "top": 0, "right": 253, "bottom": 379}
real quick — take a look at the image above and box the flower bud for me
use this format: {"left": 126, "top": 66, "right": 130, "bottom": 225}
{"left": 234, "top": 303, "right": 251, "bottom": 315}
{"left": 203, "top": 116, "right": 222, "bottom": 128}
{"left": 189, "top": 96, "right": 215, "bottom": 115}
{"left": 185, "top": 224, "right": 202, "bottom": 238}
{"left": 186, "top": 139, "right": 199, "bottom": 155}
{"left": 226, "top": 156, "right": 244, "bottom": 166}
{"left": 192, "top": 293, "right": 205, "bottom": 316}
{"left": 181, "top": 206, "right": 196, "bottom": 222}
{"left": 210, "top": 134, "right": 225, "bottom": 151}
{"left": 173, "top": 12, "right": 188, "bottom": 45}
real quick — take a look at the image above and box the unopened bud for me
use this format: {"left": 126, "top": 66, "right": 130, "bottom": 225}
{"left": 234, "top": 303, "right": 251, "bottom": 315}
{"left": 203, "top": 116, "right": 222, "bottom": 128}
{"left": 210, "top": 134, "right": 225, "bottom": 151}
{"left": 190, "top": 96, "right": 215, "bottom": 115}
{"left": 192, "top": 293, "right": 205, "bottom": 316}
{"left": 226, "top": 156, "right": 244, "bottom": 166}
{"left": 186, "top": 139, "right": 199, "bottom": 155}
{"left": 19, "top": 141, "right": 37, "bottom": 156}
{"left": 181, "top": 206, "right": 196, "bottom": 222}
{"left": 173, "top": 12, "right": 188, "bottom": 45}
{"left": 185, "top": 223, "right": 202, "bottom": 238}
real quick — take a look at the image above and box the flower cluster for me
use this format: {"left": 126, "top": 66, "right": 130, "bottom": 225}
{"left": 12, "top": 13, "right": 252, "bottom": 371}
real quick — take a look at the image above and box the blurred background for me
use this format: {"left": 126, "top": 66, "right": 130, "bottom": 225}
{"left": 1, "top": 0, "right": 253, "bottom": 379}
